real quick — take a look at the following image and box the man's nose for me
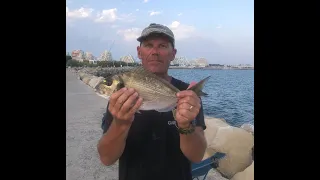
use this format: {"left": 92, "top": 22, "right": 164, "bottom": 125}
{"left": 150, "top": 47, "right": 159, "bottom": 55}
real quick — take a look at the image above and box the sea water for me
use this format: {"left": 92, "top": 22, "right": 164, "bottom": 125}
{"left": 168, "top": 69, "right": 254, "bottom": 127}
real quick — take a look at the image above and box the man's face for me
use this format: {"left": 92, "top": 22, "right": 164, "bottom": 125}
{"left": 137, "top": 35, "right": 177, "bottom": 75}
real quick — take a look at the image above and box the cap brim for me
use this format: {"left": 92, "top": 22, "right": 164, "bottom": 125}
{"left": 137, "top": 31, "right": 174, "bottom": 42}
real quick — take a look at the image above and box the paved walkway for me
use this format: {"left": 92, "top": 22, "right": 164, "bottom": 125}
{"left": 66, "top": 70, "right": 118, "bottom": 180}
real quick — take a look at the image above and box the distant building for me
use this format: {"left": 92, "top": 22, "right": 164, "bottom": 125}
{"left": 89, "top": 60, "right": 98, "bottom": 64}
{"left": 99, "top": 50, "right": 112, "bottom": 61}
{"left": 71, "top": 50, "right": 85, "bottom": 62}
{"left": 120, "top": 55, "right": 135, "bottom": 63}
{"left": 171, "top": 56, "right": 189, "bottom": 66}
{"left": 84, "top": 52, "right": 95, "bottom": 60}
{"left": 208, "top": 64, "right": 224, "bottom": 69}
{"left": 226, "top": 64, "right": 254, "bottom": 69}
{"left": 194, "top": 57, "right": 208, "bottom": 67}
{"left": 237, "top": 64, "right": 254, "bottom": 68}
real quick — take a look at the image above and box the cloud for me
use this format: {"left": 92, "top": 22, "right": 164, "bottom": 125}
{"left": 178, "top": 13, "right": 182, "bottom": 16}
{"left": 116, "top": 21, "right": 195, "bottom": 41}
{"left": 66, "top": 7, "right": 94, "bottom": 19}
{"left": 149, "top": 11, "right": 162, "bottom": 16}
{"left": 94, "top": 8, "right": 135, "bottom": 23}
{"left": 143, "top": 0, "right": 149, "bottom": 3}
{"left": 95, "top": 8, "right": 118, "bottom": 23}
{"left": 136, "top": 9, "right": 139, "bottom": 11}
{"left": 117, "top": 28, "right": 141, "bottom": 41}
{"left": 168, "top": 21, "right": 195, "bottom": 40}
{"left": 117, "top": 13, "right": 136, "bottom": 23}
{"left": 66, "top": 6, "right": 94, "bottom": 26}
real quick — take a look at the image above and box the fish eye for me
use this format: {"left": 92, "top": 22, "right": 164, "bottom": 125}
{"left": 104, "top": 78, "right": 113, "bottom": 86}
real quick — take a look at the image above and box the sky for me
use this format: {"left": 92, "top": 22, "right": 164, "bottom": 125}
{"left": 66, "top": 0, "right": 254, "bottom": 65}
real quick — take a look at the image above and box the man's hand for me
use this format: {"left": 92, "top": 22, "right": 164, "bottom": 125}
{"left": 108, "top": 87, "right": 143, "bottom": 126}
{"left": 98, "top": 88, "right": 143, "bottom": 166}
{"left": 175, "top": 82, "right": 201, "bottom": 128}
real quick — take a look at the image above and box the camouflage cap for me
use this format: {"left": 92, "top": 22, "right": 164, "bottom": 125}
{"left": 137, "top": 23, "right": 175, "bottom": 47}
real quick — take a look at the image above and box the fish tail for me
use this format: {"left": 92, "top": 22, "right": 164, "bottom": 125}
{"left": 188, "top": 76, "right": 211, "bottom": 97}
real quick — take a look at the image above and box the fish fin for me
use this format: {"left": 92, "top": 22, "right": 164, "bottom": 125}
{"left": 187, "top": 76, "right": 211, "bottom": 97}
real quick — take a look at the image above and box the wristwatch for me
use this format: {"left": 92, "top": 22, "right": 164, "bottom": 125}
{"left": 176, "top": 122, "right": 195, "bottom": 134}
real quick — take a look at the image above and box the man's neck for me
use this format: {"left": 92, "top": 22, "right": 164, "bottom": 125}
{"left": 155, "top": 73, "right": 172, "bottom": 82}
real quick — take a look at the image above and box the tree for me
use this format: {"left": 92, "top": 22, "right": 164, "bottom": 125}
{"left": 66, "top": 55, "right": 72, "bottom": 63}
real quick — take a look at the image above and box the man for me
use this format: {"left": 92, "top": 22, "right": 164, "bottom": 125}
{"left": 97, "top": 23, "right": 207, "bottom": 180}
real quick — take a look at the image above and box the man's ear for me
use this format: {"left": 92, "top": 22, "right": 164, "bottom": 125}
{"left": 137, "top": 46, "right": 142, "bottom": 59}
{"left": 171, "top": 48, "right": 177, "bottom": 61}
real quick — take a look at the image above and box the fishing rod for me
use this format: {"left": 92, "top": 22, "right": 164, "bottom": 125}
{"left": 108, "top": 40, "right": 115, "bottom": 67}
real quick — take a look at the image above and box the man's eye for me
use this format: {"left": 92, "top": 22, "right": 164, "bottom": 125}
{"left": 160, "top": 44, "right": 167, "bottom": 48}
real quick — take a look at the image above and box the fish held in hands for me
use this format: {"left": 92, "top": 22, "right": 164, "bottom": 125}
{"left": 95, "top": 66, "right": 210, "bottom": 112}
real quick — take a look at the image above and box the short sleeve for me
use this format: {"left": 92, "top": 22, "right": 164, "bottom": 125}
{"left": 101, "top": 103, "right": 114, "bottom": 134}
{"left": 194, "top": 99, "right": 206, "bottom": 130}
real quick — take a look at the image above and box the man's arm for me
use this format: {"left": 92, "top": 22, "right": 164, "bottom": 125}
{"left": 97, "top": 88, "right": 142, "bottom": 166}
{"left": 179, "top": 101, "right": 207, "bottom": 163}
{"left": 97, "top": 116, "right": 131, "bottom": 166}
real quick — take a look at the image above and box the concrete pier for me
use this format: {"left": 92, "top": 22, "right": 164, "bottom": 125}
{"left": 66, "top": 70, "right": 118, "bottom": 180}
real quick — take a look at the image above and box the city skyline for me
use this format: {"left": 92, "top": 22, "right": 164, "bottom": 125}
{"left": 66, "top": 0, "right": 254, "bottom": 65}
{"left": 67, "top": 49, "right": 253, "bottom": 68}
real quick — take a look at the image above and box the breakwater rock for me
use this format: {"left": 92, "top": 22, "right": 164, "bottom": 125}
{"left": 203, "top": 117, "right": 254, "bottom": 179}
{"left": 73, "top": 68, "right": 254, "bottom": 180}
{"left": 72, "top": 67, "right": 135, "bottom": 79}
{"left": 231, "top": 161, "right": 254, "bottom": 180}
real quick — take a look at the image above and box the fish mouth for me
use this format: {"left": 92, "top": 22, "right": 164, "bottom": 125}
{"left": 96, "top": 84, "right": 114, "bottom": 96}
{"left": 95, "top": 78, "right": 114, "bottom": 96}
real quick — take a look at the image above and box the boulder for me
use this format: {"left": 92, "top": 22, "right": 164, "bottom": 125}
{"left": 240, "top": 123, "right": 254, "bottom": 135}
{"left": 88, "top": 76, "right": 105, "bottom": 89}
{"left": 82, "top": 75, "right": 95, "bottom": 84}
{"left": 203, "top": 117, "right": 254, "bottom": 178}
{"left": 202, "top": 117, "right": 230, "bottom": 160}
{"left": 230, "top": 161, "right": 254, "bottom": 180}
{"left": 79, "top": 72, "right": 89, "bottom": 80}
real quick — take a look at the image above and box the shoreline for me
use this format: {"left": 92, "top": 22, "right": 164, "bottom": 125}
{"left": 169, "top": 66, "right": 254, "bottom": 70}
{"left": 68, "top": 66, "right": 254, "bottom": 71}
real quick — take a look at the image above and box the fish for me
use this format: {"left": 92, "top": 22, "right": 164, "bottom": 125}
{"left": 95, "top": 66, "right": 210, "bottom": 112}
